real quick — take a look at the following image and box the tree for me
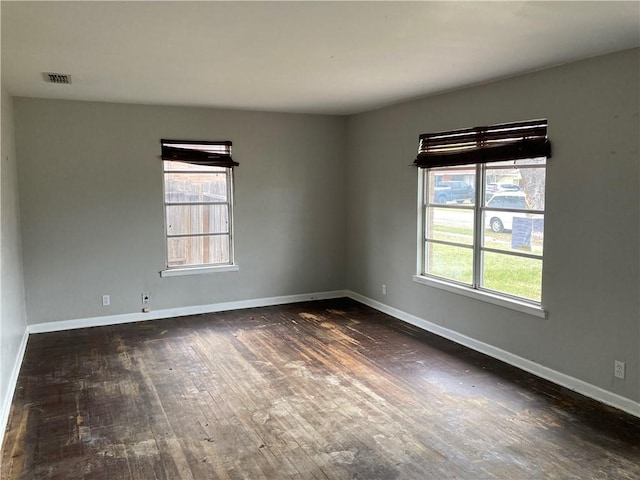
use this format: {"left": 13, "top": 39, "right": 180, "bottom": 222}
{"left": 518, "top": 167, "right": 546, "bottom": 210}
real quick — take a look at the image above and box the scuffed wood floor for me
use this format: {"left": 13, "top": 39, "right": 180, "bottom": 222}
{"left": 2, "top": 299, "right": 639, "bottom": 479}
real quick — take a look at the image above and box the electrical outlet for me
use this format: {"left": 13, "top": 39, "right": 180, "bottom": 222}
{"left": 614, "top": 360, "right": 625, "bottom": 379}
{"left": 382, "top": 284, "right": 387, "bottom": 295}
{"left": 102, "top": 295, "right": 110, "bottom": 306}
{"left": 141, "top": 292, "right": 150, "bottom": 304}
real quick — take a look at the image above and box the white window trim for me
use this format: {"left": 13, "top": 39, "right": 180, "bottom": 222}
{"left": 415, "top": 164, "right": 547, "bottom": 318}
{"left": 160, "top": 264, "right": 239, "bottom": 277}
{"left": 412, "top": 274, "right": 546, "bottom": 318}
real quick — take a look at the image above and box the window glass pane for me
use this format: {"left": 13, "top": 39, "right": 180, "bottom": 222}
{"left": 419, "top": 152, "right": 546, "bottom": 305}
{"left": 167, "top": 235, "right": 230, "bottom": 267}
{"left": 165, "top": 172, "right": 228, "bottom": 203}
{"left": 427, "top": 207, "right": 474, "bottom": 246}
{"left": 485, "top": 167, "right": 545, "bottom": 209}
{"left": 163, "top": 160, "right": 227, "bottom": 172}
{"left": 425, "top": 242, "right": 473, "bottom": 284}
{"left": 483, "top": 213, "right": 544, "bottom": 255}
{"left": 428, "top": 167, "right": 476, "bottom": 205}
{"left": 166, "top": 205, "right": 229, "bottom": 235}
{"left": 481, "top": 252, "right": 542, "bottom": 302}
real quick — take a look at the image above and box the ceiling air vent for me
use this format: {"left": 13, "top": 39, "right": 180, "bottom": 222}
{"left": 43, "top": 72, "right": 72, "bottom": 85}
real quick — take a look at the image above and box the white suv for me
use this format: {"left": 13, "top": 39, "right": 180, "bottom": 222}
{"left": 485, "top": 192, "right": 528, "bottom": 233}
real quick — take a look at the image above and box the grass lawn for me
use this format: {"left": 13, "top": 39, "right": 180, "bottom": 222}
{"left": 428, "top": 228, "right": 542, "bottom": 301}
{"left": 432, "top": 226, "right": 543, "bottom": 255}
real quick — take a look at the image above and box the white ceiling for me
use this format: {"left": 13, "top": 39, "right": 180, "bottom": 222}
{"left": 2, "top": 1, "right": 639, "bottom": 115}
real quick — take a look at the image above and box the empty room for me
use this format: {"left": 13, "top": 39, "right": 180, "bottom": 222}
{"left": 1, "top": 1, "right": 639, "bottom": 479}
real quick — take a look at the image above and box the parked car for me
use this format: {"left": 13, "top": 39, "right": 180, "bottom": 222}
{"left": 485, "top": 191, "right": 528, "bottom": 232}
{"left": 485, "top": 182, "right": 522, "bottom": 202}
{"left": 434, "top": 181, "right": 475, "bottom": 204}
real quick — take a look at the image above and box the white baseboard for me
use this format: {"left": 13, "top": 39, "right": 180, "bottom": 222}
{"left": 0, "top": 328, "right": 29, "bottom": 453}
{"left": 346, "top": 290, "right": 640, "bottom": 419}
{"left": 27, "top": 290, "right": 347, "bottom": 334}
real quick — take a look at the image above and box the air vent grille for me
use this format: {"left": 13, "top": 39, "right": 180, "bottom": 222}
{"left": 43, "top": 72, "right": 72, "bottom": 84}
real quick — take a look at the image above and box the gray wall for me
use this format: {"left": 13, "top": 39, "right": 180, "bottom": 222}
{"left": 346, "top": 48, "right": 639, "bottom": 402}
{"left": 1, "top": 86, "right": 27, "bottom": 414}
{"left": 14, "top": 100, "right": 347, "bottom": 323}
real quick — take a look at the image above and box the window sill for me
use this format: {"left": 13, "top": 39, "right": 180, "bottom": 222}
{"left": 160, "top": 264, "right": 240, "bottom": 277}
{"left": 412, "top": 275, "right": 547, "bottom": 319}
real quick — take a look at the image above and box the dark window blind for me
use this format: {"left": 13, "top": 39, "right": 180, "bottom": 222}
{"left": 161, "top": 139, "right": 239, "bottom": 167}
{"left": 414, "top": 119, "right": 550, "bottom": 168}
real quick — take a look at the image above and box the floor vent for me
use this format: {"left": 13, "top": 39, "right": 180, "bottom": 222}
{"left": 43, "top": 72, "right": 72, "bottom": 84}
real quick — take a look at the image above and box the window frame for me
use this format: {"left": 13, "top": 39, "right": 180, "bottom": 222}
{"left": 159, "top": 139, "right": 239, "bottom": 277}
{"left": 415, "top": 161, "right": 547, "bottom": 318}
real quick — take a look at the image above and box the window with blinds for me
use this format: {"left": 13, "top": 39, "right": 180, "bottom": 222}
{"left": 414, "top": 120, "right": 550, "bottom": 308}
{"left": 161, "top": 140, "right": 238, "bottom": 270}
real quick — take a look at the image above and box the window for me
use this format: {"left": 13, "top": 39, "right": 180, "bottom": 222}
{"left": 414, "top": 120, "right": 550, "bottom": 309}
{"left": 161, "top": 140, "right": 238, "bottom": 272}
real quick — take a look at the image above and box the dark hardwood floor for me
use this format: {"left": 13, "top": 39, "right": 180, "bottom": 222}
{"left": 2, "top": 298, "right": 639, "bottom": 479}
